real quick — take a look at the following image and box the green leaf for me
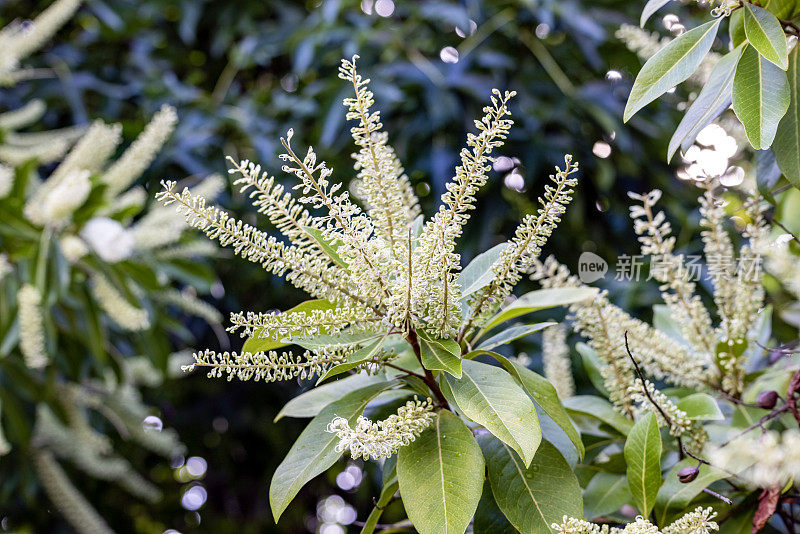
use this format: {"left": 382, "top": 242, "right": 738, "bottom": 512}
{"left": 489, "top": 352, "right": 585, "bottom": 458}
{"left": 583, "top": 472, "right": 632, "bottom": 519}
{"left": 474, "top": 481, "right": 518, "bottom": 534}
{"left": 762, "top": 0, "right": 800, "bottom": 19}
{"left": 675, "top": 393, "right": 724, "bottom": 421}
{"left": 655, "top": 459, "right": 728, "bottom": 525}
{"left": 668, "top": 46, "right": 744, "bottom": 160}
{"left": 417, "top": 329, "right": 462, "bottom": 378}
{"left": 360, "top": 477, "right": 399, "bottom": 534}
{"left": 563, "top": 396, "right": 633, "bottom": 436}
{"left": 624, "top": 412, "right": 662, "bottom": 517}
{"left": 242, "top": 299, "right": 335, "bottom": 353}
{"left": 290, "top": 332, "right": 380, "bottom": 350}
{"left": 445, "top": 359, "right": 542, "bottom": 467}
{"left": 624, "top": 19, "right": 721, "bottom": 122}
{"left": 479, "top": 287, "right": 597, "bottom": 335}
{"left": 275, "top": 373, "right": 386, "bottom": 421}
{"left": 487, "top": 353, "right": 585, "bottom": 459}
{"left": 476, "top": 321, "right": 556, "bottom": 351}
{"left": 575, "top": 342, "right": 612, "bottom": 397}
{"left": 303, "top": 226, "right": 349, "bottom": 268}
{"left": 315, "top": 338, "right": 385, "bottom": 384}
{"left": 640, "top": 0, "right": 674, "bottom": 27}
{"left": 269, "top": 381, "right": 392, "bottom": 521}
{"left": 774, "top": 46, "right": 800, "bottom": 188}
{"left": 729, "top": 9, "right": 747, "bottom": 47}
{"left": 397, "top": 410, "right": 484, "bottom": 534}
{"left": 479, "top": 434, "right": 583, "bottom": 534}
{"left": 743, "top": 2, "right": 789, "bottom": 69}
{"left": 458, "top": 243, "right": 509, "bottom": 298}
{"left": 757, "top": 149, "right": 784, "bottom": 203}
{"left": 733, "top": 44, "right": 791, "bottom": 149}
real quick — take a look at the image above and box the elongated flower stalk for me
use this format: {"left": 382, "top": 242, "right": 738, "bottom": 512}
{"left": 0, "top": 0, "right": 81, "bottom": 85}
{"left": 542, "top": 323, "right": 575, "bottom": 399}
{"left": 18, "top": 284, "right": 48, "bottom": 369}
{"left": 90, "top": 273, "right": 150, "bottom": 331}
{"left": 184, "top": 348, "right": 352, "bottom": 382}
{"left": 327, "top": 397, "right": 435, "bottom": 460}
{"left": 33, "top": 450, "right": 114, "bottom": 534}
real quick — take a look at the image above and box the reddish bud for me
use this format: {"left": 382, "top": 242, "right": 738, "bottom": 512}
{"left": 757, "top": 390, "right": 778, "bottom": 410}
{"left": 678, "top": 466, "right": 699, "bottom": 483}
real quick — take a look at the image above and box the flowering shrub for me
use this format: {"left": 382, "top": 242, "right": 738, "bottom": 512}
{"left": 155, "top": 54, "right": 797, "bottom": 533}
{"left": 0, "top": 1, "right": 222, "bottom": 530}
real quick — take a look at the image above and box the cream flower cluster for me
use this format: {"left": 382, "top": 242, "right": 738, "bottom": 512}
{"left": 531, "top": 256, "right": 705, "bottom": 415}
{"left": 90, "top": 273, "right": 150, "bottom": 331}
{"left": 629, "top": 379, "right": 707, "bottom": 452}
{"left": 542, "top": 323, "right": 574, "bottom": 399}
{"left": 0, "top": 0, "right": 81, "bottom": 85}
{"left": 228, "top": 305, "right": 378, "bottom": 340}
{"left": 326, "top": 397, "right": 435, "bottom": 460}
{"left": 33, "top": 451, "right": 114, "bottom": 534}
{"left": 553, "top": 507, "right": 717, "bottom": 534}
{"left": 158, "top": 57, "right": 579, "bottom": 383}
{"left": 629, "top": 188, "right": 767, "bottom": 394}
{"left": 185, "top": 347, "right": 350, "bottom": 382}
{"left": 709, "top": 429, "right": 800, "bottom": 488}
{"left": 18, "top": 284, "right": 48, "bottom": 369}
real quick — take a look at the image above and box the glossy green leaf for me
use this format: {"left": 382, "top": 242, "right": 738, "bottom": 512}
{"left": 275, "top": 373, "right": 386, "bottom": 421}
{"left": 640, "top": 0, "right": 674, "bottom": 27}
{"left": 762, "top": 0, "right": 800, "bottom": 19}
{"left": 743, "top": 3, "right": 789, "bottom": 69}
{"left": 242, "top": 299, "right": 335, "bottom": 353}
{"left": 655, "top": 459, "right": 728, "bottom": 525}
{"left": 269, "top": 381, "right": 391, "bottom": 521}
{"left": 624, "top": 19, "right": 721, "bottom": 122}
{"left": 445, "top": 359, "right": 541, "bottom": 467}
{"left": 729, "top": 9, "right": 747, "bottom": 47}
{"left": 458, "top": 243, "right": 509, "bottom": 298}
{"left": 476, "top": 321, "right": 556, "bottom": 351}
{"left": 303, "top": 226, "right": 348, "bottom": 268}
{"left": 675, "top": 393, "right": 724, "bottom": 421}
{"left": 479, "top": 434, "right": 582, "bottom": 534}
{"left": 479, "top": 287, "right": 597, "bottom": 334}
{"left": 575, "top": 342, "right": 612, "bottom": 397}
{"left": 668, "top": 46, "right": 743, "bottom": 160}
{"left": 563, "top": 395, "right": 633, "bottom": 436}
{"left": 624, "top": 412, "right": 662, "bottom": 517}
{"left": 583, "top": 472, "right": 632, "bottom": 519}
{"left": 733, "top": 45, "right": 790, "bottom": 149}
{"left": 774, "top": 46, "right": 800, "bottom": 188}
{"left": 473, "top": 481, "right": 518, "bottom": 534}
{"left": 397, "top": 410, "right": 484, "bottom": 534}
{"left": 417, "top": 329, "right": 462, "bottom": 378}
{"left": 487, "top": 352, "right": 584, "bottom": 458}
{"left": 315, "top": 338, "right": 385, "bottom": 384}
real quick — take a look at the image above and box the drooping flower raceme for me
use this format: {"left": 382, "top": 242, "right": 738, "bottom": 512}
{"left": 326, "top": 397, "right": 435, "bottom": 460}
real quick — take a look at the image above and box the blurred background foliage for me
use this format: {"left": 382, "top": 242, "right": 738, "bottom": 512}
{"left": 0, "top": 0, "right": 776, "bottom": 532}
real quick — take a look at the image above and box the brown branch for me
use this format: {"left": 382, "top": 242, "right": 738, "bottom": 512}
{"left": 406, "top": 329, "right": 449, "bottom": 409}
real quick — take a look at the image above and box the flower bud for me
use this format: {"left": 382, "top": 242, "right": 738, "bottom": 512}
{"left": 757, "top": 390, "right": 778, "bottom": 410}
{"left": 678, "top": 466, "right": 699, "bottom": 483}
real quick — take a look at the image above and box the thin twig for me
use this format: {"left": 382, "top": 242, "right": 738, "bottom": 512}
{"left": 624, "top": 331, "right": 685, "bottom": 457}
